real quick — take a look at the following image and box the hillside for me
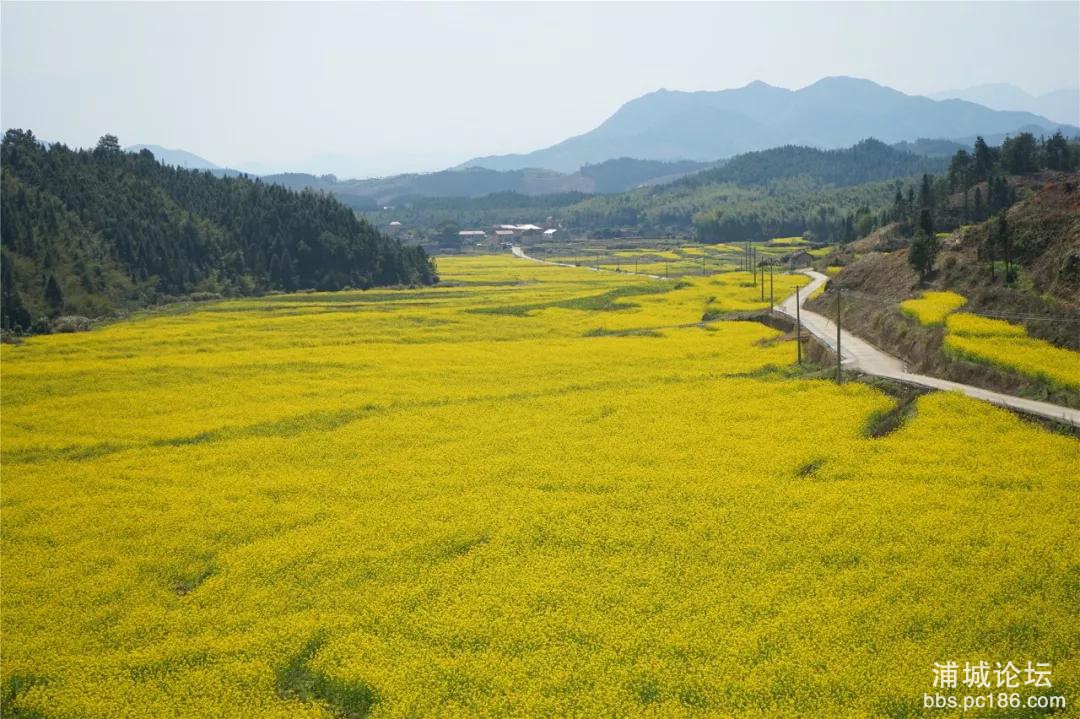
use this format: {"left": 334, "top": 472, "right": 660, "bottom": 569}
{"left": 364, "top": 140, "right": 943, "bottom": 242}
{"left": 124, "top": 144, "right": 219, "bottom": 170}
{"left": 928, "top": 83, "right": 1080, "bottom": 126}
{"left": 807, "top": 176, "right": 1080, "bottom": 406}
{"left": 890, "top": 138, "right": 968, "bottom": 157}
{"left": 261, "top": 157, "right": 714, "bottom": 209}
{"left": 124, "top": 144, "right": 252, "bottom": 178}
{"left": 0, "top": 130, "right": 436, "bottom": 332}
{"left": 677, "top": 139, "right": 946, "bottom": 188}
{"left": 463, "top": 77, "right": 1077, "bottom": 172}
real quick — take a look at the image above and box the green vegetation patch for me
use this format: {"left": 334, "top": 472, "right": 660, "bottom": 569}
{"left": 276, "top": 633, "right": 378, "bottom": 718}
{"left": 468, "top": 282, "right": 676, "bottom": 316}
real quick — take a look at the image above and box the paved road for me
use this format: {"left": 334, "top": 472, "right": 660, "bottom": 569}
{"left": 776, "top": 270, "right": 1080, "bottom": 429}
{"left": 510, "top": 247, "right": 1079, "bottom": 428}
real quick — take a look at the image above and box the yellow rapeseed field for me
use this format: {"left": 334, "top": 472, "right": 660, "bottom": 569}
{"left": 2, "top": 255, "right": 1077, "bottom": 718}
{"left": 551, "top": 245, "right": 749, "bottom": 279}
{"left": 944, "top": 313, "right": 1080, "bottom": 391}
{"left": 900, "top": 291, "right": 967, "bottom": 327}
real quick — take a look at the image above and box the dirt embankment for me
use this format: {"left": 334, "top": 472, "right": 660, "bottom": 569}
{"left": 806, "top": 178, "right": 1080, "bottom": 407}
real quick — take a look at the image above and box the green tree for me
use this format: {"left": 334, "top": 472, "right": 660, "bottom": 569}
{"left": 973, "top": 136, "right": 994, "bottom": 181}
{"left": 908, "top": 230, "right": 939, "bottom": 282}
{"left": 1000, "top": 133, "right": 1039, "bottom": 174}
{"left": 947, "top": 150, "right": 973, "bottom": 192}
{"left": 997, "top": 213, "right": 1014, "bottom": 284}
{"left": 1, "top": 249, "right": 32, "bottom": 330}
{"left": 43, "top": 273, "right": 64, "bottom": 312}
{"left": 918, "top": 173, "right": 934, "bottom": 210}
{"left": 434, "top": 221, "right": 463, "bottom": 250}
{"left": 918, "top": 208, "right": 934, "bottom": 238}
{"left": 94, "top": 134, "right": 121, "bottom": 156}
{"left": 1045, "top": 131, "right": 1073, "bottom": 171}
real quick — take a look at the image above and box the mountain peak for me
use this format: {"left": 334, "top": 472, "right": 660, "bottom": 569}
{"left": 125, "top": 144, "right": 219, "bottom": 170}
{"left": 462, "top": 77, "right": 1076, "bottom": 173}
{"left": 804, "top": 75, "right": 886, "bottom": 91}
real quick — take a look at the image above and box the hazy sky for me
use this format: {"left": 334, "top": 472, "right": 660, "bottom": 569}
{"left": 3, "top": 2, "right": 1078, "bottom": 177}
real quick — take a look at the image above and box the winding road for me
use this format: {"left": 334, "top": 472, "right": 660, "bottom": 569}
{"left": 776, "top": 270, "right": 1080, "bottom": 428}
{"left": 511, "top": 246, "right": 1080, "bottom": 429}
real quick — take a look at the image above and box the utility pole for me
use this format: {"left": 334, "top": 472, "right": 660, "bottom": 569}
{"left": 769, "top": 262, "right": 774, "bottom": 310}
{"left": 795, "top": 285, "right": 802, "bottom": 365}
{"left": 760, "top": 264, "right": 765, "bottom": 302}
{"left": 835, "top": 288, "right": 843, "bottom": 384}
{"left": 635, "top": 257, "right": 638, "bottom": 275}
{"left": 1004, "top": 221, "right": 1012, "bottom": 285}
{"left": 665, "top": 259, "right": 670, "bottom": 279}
{"left": 702, "top": 255, "right": 706, "bottom": 276}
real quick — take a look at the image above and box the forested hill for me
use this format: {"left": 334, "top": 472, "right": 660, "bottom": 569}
{"left": 362, "top": 139, "right": 953, "bottom": 241}
{"left": 678, "top": 139, "right": 947, "bottom": 188}
{"left": 0, "top": 130, "right": 436, "bottom": 331}
{"left": 259, "top": 157, "right": 714, "bottom": 209}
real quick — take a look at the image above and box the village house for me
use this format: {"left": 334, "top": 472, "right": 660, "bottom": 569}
{"left": 786, "top": 250, "right": 814, "bottom": 270}
{"left": 495, "top": 224, "right": 544, "bottom": 236}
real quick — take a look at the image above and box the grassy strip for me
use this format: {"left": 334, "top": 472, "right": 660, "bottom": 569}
{"left": 468, "top": 282, "right": 676, "bottom": 316}
{"left": 276, "top": 634, "right": 378, "bottom": 718}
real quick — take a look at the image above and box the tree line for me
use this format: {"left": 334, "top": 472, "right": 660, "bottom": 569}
{"left": 359, "top": 139, "right": 949, "bottom": 242}
{"left": 1, "top": 130, "right": 437, "bottom": 332}
{"left": 900, "top": 131, "right": 1079, "bottom": 281}
{"left": 680, "top": 138, "right": 946, "bottom": 189}
{"left": 944, "top": 131, "right": 1077, "bottom": 224}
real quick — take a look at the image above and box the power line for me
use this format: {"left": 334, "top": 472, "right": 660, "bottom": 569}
{"left": 817, "top": 287, "right": 1080, "bottom": 323}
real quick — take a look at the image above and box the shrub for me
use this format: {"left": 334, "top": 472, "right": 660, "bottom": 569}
{"left": 51, "top": 316, "right": 92, "bottom": 333}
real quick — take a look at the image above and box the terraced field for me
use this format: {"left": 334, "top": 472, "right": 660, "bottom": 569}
{"left": 899, "top": 290, "right": 1080, "bottom": 391}
{"left": 542, "top": 241, "right": 792, "bottom": 279}
{"left": 944, "top": 313, "right": 1080, "bottom": 391}
{"left": 2, "top": 255, "right": 1077, "bottom": 718}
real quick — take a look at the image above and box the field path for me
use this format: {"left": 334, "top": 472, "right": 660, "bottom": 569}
{"left": 510, "top": 247, "right": 1079, "bottom": 428}
{"left": 512, "top": 245, "right": 664, "bottom": 279}
{"left": 777, "top": 270, "right": 1080, "bottom": 428}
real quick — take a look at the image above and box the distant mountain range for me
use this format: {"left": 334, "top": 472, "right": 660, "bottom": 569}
{"left": 120, "top": 144, "right": 716, "bottom": 207}
{"left": 358, "top": 139, "right": 958, "bottom": 241}
{"left": 124, "top": 76, "right": 1079, "bottom": 205}
{"left": 124, "top": 144, "right": 218, "bottom": 170}
{"left": 124, "top": 144, "right": 247, "bottom": 177}
{"left": 928, "top": 84, "right": 1079, "bottom": 126}
{"left": 260, "top": 158, "right": 717, "bottom": 209}
{"left": 121, "top": 134, "right": 1004, "bottom": 210}
{"left": 462, "top": 77, "right": 1078, "bottom": 173}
